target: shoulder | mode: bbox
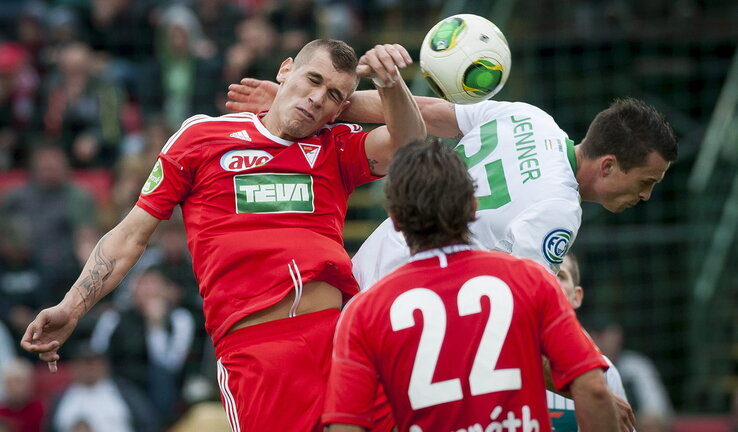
[318,122,365,138]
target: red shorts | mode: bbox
[214,309,340,432]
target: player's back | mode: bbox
[352,100,581,291]
[337,248,580,432]
[455,101,581,267]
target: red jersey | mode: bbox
[136,112,379,343]
[323,247,607,432]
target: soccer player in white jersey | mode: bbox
[548,253,630,431]
[226,81,678,285]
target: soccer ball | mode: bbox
[420,14,511,105]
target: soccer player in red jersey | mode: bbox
[21,40,425,432]
[323,139,619,432]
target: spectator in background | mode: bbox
[268,0,318,53]
[194,0,246,55]
[588,319,674,432]
[90,267,196,425]
[48,341,161,432]
[221,15,281,93]
[0,142,97,344]
[80,0,153,62]
[0,42,40,170]
[0,321,17,402]
[119,115,170,163]
[0,144,98,327]
[38,42,124,167]
[0,216,46,355]
[15,2,47,73]
[0,358,43,432]
[139,5,220,131]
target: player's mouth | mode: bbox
[296,107,315,121]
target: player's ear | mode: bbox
[600,155,617,177]
[572,286,584,309]
[276,57,294,84]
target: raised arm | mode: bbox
[356,44,426,176]
[21,206,161,371]
[226,80,461,140]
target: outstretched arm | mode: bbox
[226,80,461,140]
[21,206,161,371]
[357,44,426,176]
[341,90,461,140]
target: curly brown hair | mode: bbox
[385,139,476,253]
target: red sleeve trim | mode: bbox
[136,199,172,220]
[553,357,609,392]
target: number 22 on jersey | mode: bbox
[390,276,522,410]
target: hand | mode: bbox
[356,44,413,88]
[20,305,80,373]
[612,392,636,432]
[225,78,279,113]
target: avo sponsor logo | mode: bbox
[220,150,273,172]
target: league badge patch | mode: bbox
[542,228,572,265]
[142,159,164,195]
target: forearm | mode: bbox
[571,371,619,432]
[61,208,158,319]
[377,80,426,148]
[343,91,458,138]
[62,231,144,318]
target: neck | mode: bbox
[259,110,285,140]
[573,145,595,202]
[409,242,471,255]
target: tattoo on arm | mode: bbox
[368,158,378,172]
[75,233,116,312]
[448,104,463,140]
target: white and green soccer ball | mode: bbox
[420,14,511,105]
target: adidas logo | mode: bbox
[230,130,252,142]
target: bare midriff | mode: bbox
[228,280,343,332]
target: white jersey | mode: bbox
[353,101,581,290]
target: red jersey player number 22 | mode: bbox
[391,275,522,410]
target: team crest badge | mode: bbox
[141,159,164,195]
[298,143,321,168]
[542,228,572,265]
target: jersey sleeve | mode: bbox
[322,296,380,428]
[503,197,581,273]
[536,265,607,391]
[455,101,505,135]
[333,123,383,193]
[135,116,201,219]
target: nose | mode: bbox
[308,87,327,107]
[639,187,653,201]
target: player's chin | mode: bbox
[604,202,629,213]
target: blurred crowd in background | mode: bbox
[0,0,443,430]
[0,0,736,431]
